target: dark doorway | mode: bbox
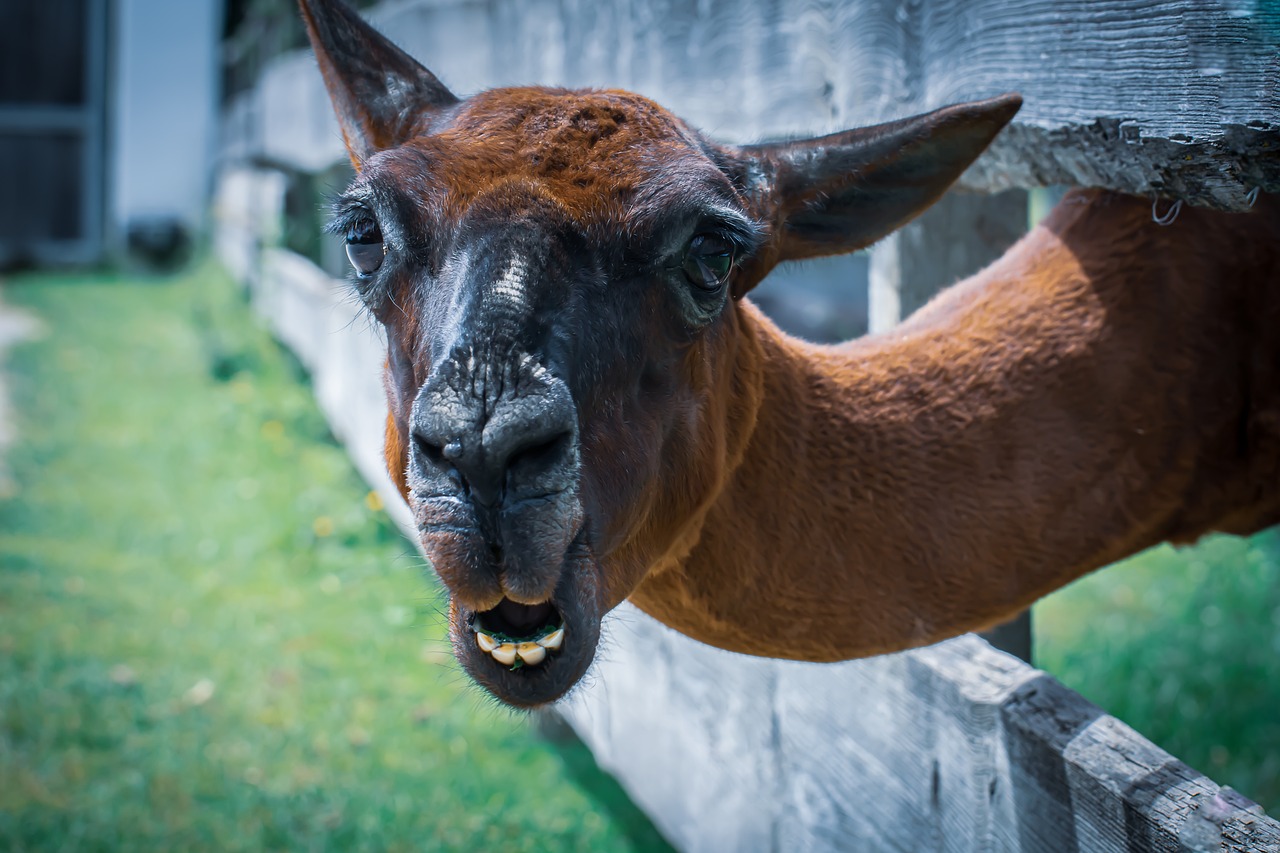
[0,0,108,267]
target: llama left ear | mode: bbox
[299,0,458,167]
[734,94,1021,274]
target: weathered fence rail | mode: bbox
[222,0,1280,207]
[214,169,1280,850]
[215,0,1280,848]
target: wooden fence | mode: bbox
[214,0,1280,849]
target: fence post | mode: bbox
[868,187,1034,662]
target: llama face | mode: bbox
[331,88,766,705]
[303,0,1017,706]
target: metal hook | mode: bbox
[1152,197,1183,226]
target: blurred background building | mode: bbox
[0,0,868,336]
[1,0,218,268]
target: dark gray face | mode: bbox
[407,205,600,706]
[331,145,761,706]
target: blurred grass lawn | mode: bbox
[1035,530,1280,813]
[4,261,1276,847]
[0,263,672,852]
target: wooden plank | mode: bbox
[774,636,1280,852]
[213,162,1280,851]
[1003,673,1280,852]
[773,641,1034,851]
[221,0,1280,846]
[526,0,1279,210]
[558,611,782,853]
[236,0,1279,208]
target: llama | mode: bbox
[300,0,1280,708]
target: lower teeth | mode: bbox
[474,623,565,668]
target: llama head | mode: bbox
[301,0,1020,707]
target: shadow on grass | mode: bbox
[535,711,676,853]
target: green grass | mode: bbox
[1035,530,1280,813]
[0,263,672,852]
[6,259,1275,844]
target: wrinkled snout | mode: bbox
[407,351,583,607]
[412,366,576,508]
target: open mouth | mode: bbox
[447,544,602,709]
[470,598,565,668]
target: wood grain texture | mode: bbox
[231,0,1278,208]
[563,615,1280,852]
[528,0,1280,210]
[213,162,1280,853]
[219,1,1280,847]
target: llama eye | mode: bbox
[681,233,734,291]
[344,217,385,277]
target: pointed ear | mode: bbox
[298,0,458,167]
[736,94,1021,266]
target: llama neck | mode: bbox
[629,190,1280,661]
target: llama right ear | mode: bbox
[735,94,1021,267]
[299,0,458,167]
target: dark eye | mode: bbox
[344,217,385,277]
[681,234,734,291]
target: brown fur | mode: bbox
[301,0,1279,703]
[630,190,1280,659]
[369,133,1280,661]
[359,92,1280,662]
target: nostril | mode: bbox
[414,433,470,495]
[507,430,572,477]
[413,433,447,468]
